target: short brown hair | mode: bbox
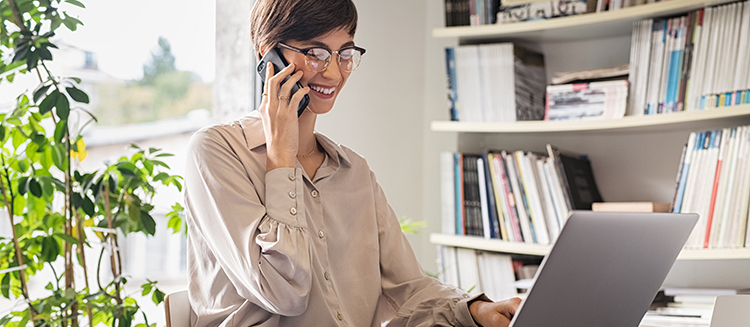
[250,0,358,58]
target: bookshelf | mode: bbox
[430,233,750,260]
[432,0,736,41]
[430,0,750,289]
[432,104,750,133]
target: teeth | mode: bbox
[310,85,335,95]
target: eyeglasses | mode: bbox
[277,42,366,73]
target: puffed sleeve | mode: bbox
[372,171,488,327]
[184,128,312,316]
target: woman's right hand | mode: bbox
[259,62,311,172]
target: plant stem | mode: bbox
[73,209,94,325]
[103,178,123,326]
[6,0,27,32]
[0,156,35,323]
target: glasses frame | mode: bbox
[277,42,366,73]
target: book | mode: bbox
[497,0,594,24]
[592,202,671,213]
[546,145,603,210]
[445,48,459,121]
[545,80,628,121]
[446,43,546,122]
[463,154,484,237]
[441,152,456,235]
[456,247,482,295]
[551,64,629,85]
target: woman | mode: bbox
[184,0,520,326]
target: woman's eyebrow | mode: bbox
[306,40,356,49]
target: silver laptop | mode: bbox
[509,211,698,327]
[710,295,750,327]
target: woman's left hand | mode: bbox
[468,297,522,327]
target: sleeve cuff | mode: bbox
[456,293,492,327]
[265,167,306,228]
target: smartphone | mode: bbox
[257,48,310,116]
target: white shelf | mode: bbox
[430,233,750,260]
[431,233,551,256]
[431,105,750,133]
[432,0,736,42]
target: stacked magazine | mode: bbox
[672,126,750,249]
[628,1,750,116]
[445,43,546,122]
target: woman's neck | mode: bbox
[298,109,318,155]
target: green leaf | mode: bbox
[150,160,170,169]
[55,93,70,120]
[11,128,25,149]
[37,47,52,61]
[33,85,51,103]
[65,86,89,104]
[54,120,67,143]
[28,178,42,197]
[39,89,58,115]
[62,16,83,31]
[17,176,29,195]
[26,51,39,70]
[5,117,21,126]
[155,153,174,157]
[6,72,14,82]
[152,288,165,305]
[71,193,83,209]
[53,233,79,245]
[167,216,182,233]
[51,143,68,171]
[141,283,152,296]
[1,272,9,298]
[41,236,60,262]
[65,0,86,8]
[141,211,156,236]
[82,196,95,216]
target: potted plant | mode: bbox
[0,1,184,326]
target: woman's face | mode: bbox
[279,28,355,115]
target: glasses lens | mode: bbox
[339,48,362,72]
[305,48,330,72]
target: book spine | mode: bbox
[487,153,509,241]
[498,152,524,242]
[455,153,464,235]
[441,152,457,235]
[445,48,459,121]
[477,156,494,239]
[704,128,727,248]
[505,151,534,243]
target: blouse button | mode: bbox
[290,207,297,215]
[311,190,319,198]
[337,312,343,321]
[288,173,296,181]
[289,191,296,198]
[318,230,325,238]
[324,271,330,281]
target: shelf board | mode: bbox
[432,0,736,42]
[430,233,750,260]
[431,104,750,133]
[430,233,551,256]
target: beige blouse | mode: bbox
[184,111,484,327]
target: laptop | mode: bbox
[509,211,698,327]
[709,295,750,327]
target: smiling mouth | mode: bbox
[310,85,335,95]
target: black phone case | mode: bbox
[257,48,310,116]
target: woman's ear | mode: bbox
[258,44,269,59]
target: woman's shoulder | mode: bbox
[190,112,265,150]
